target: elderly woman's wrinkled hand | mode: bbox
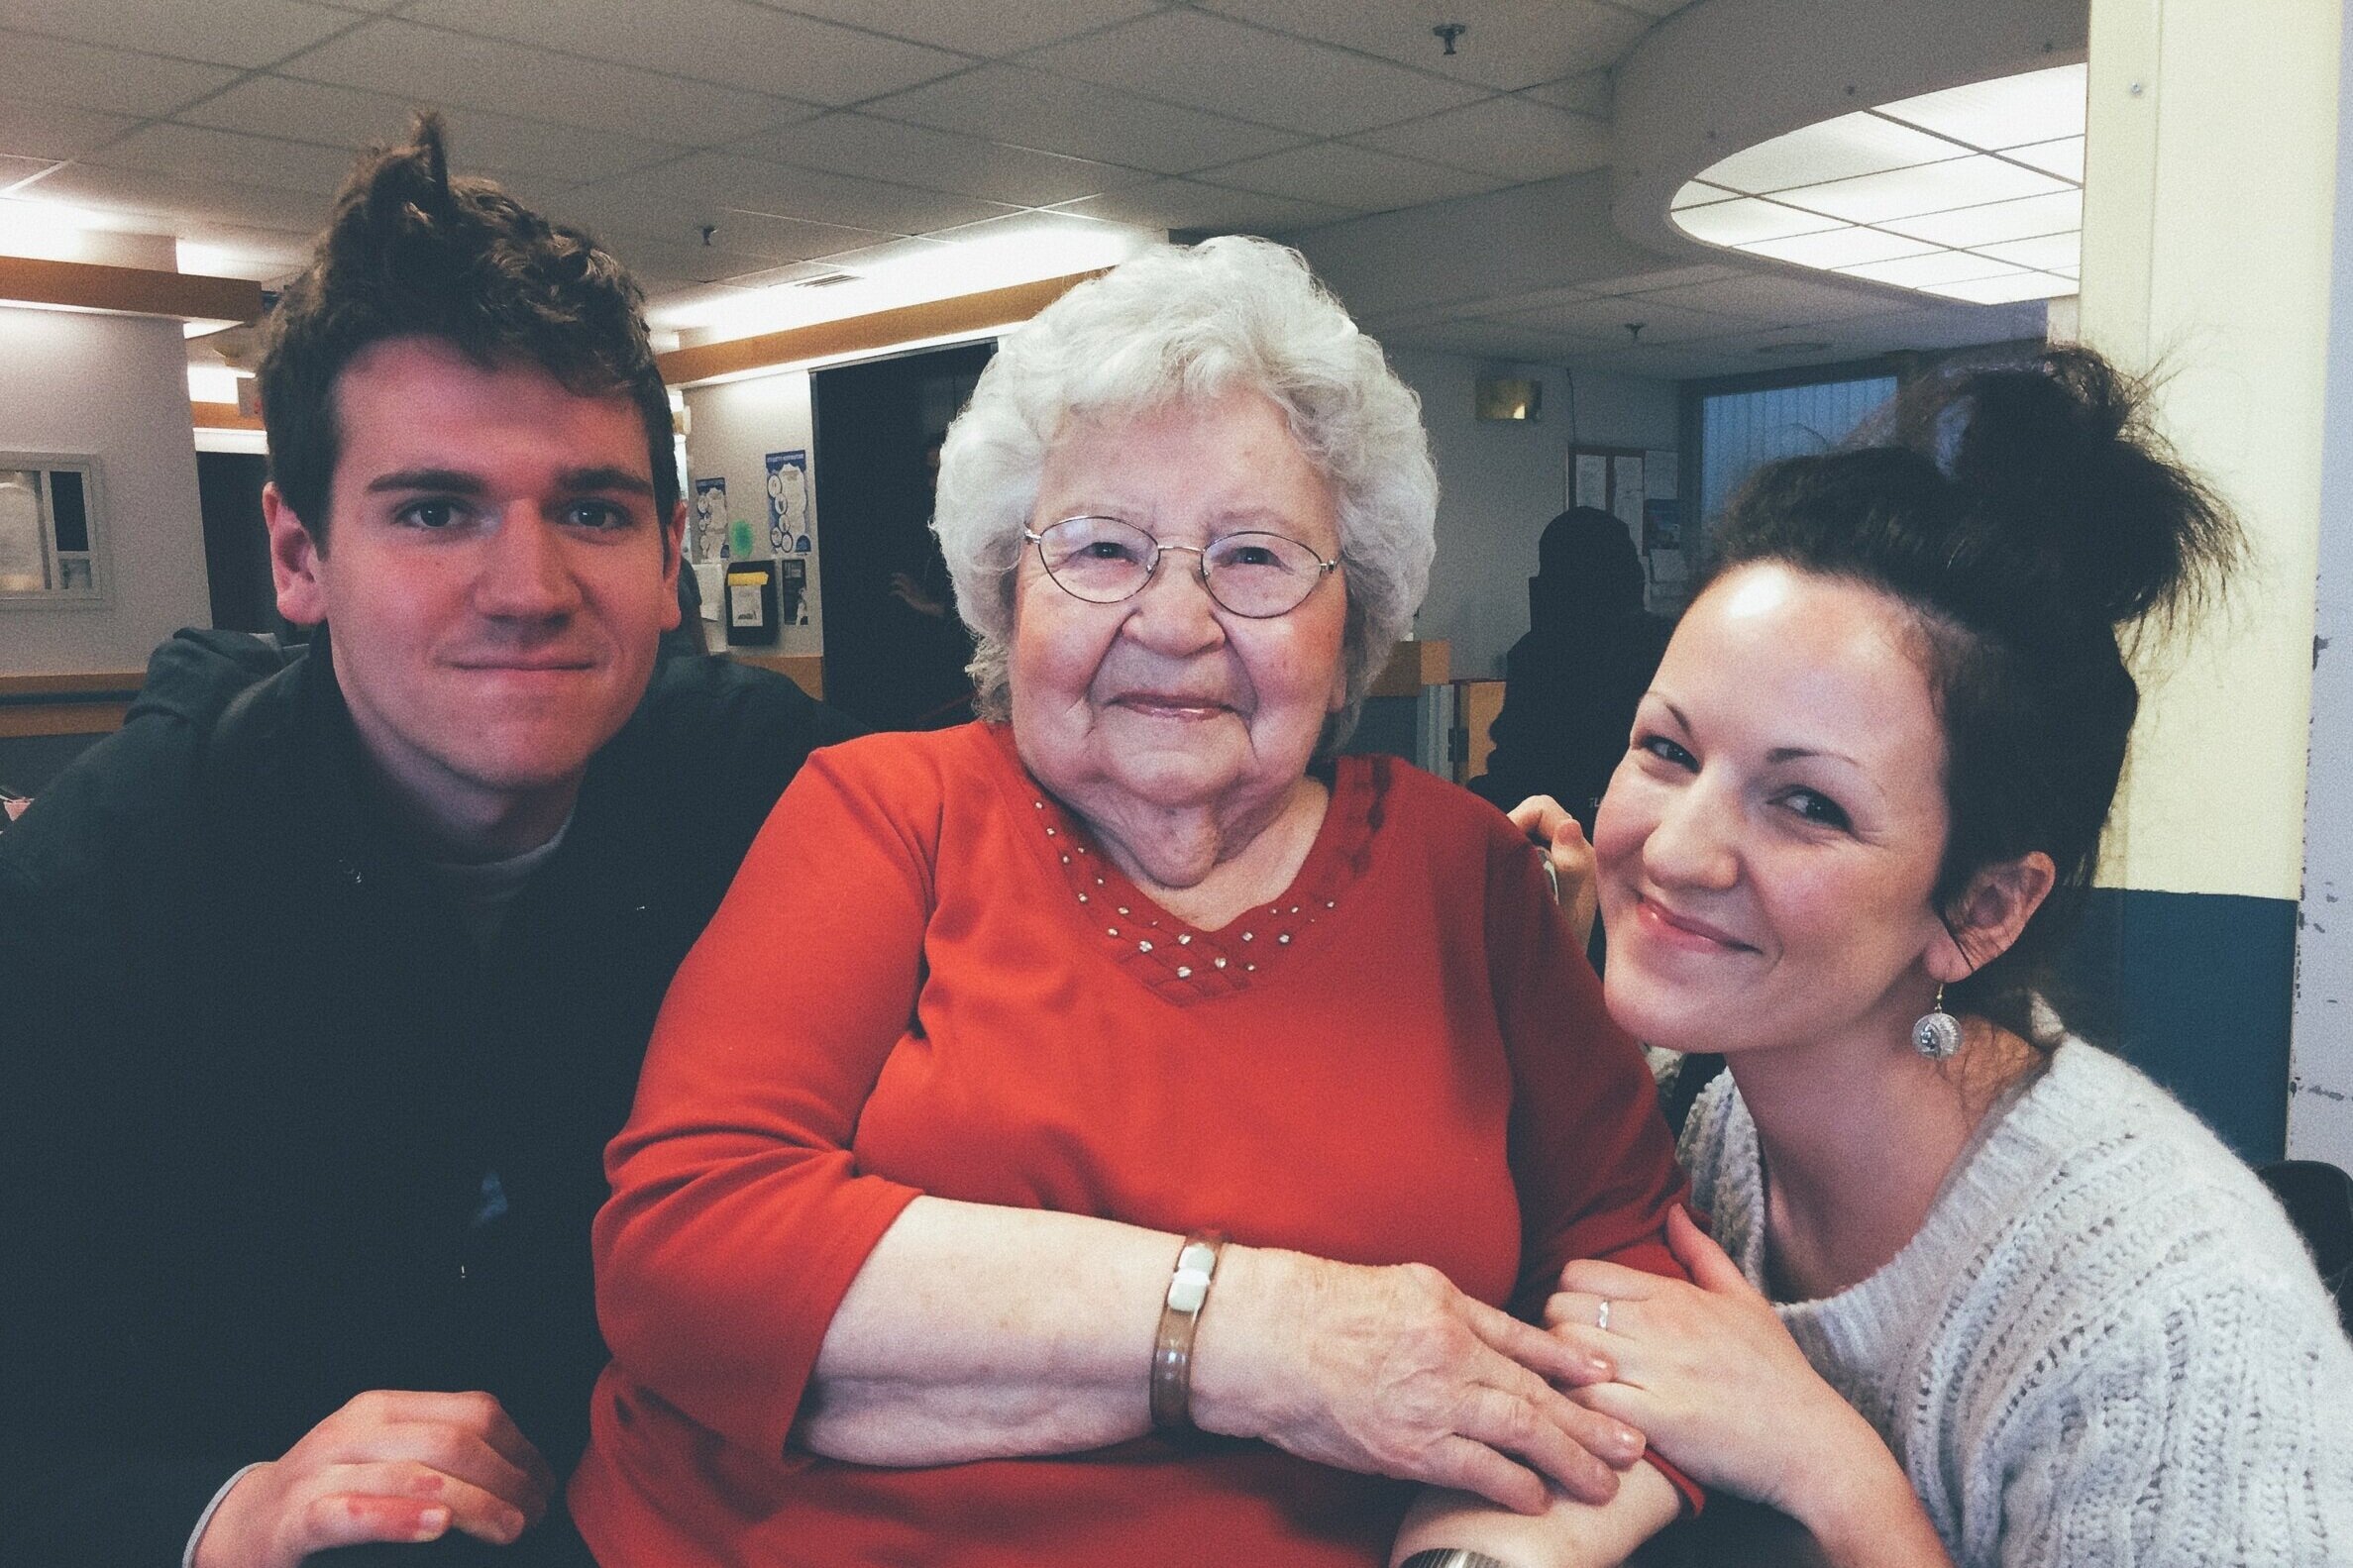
[1507,794,1599,952]
[1543,1207,1885,1518]
[1191,1245,1647,1516]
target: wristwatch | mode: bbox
[1397,1551,1518,1568]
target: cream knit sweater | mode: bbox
[1678,1040,2353,1566]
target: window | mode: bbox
[0,454,108,606]
[1690,370,1898,558]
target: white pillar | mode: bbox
[2077,0,2342,1157]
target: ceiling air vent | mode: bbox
[800,271,858,288]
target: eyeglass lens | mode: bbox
[1033,516,1329,617]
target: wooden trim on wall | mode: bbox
[0,700,130,738]
[0,256,263,323]
[657,271,1105,387]
[724,651,823,700]
[0,672,145,739]
[193,400,265,431]
[0,671,145,698]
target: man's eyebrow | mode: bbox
[366,468,485,495]
[360,466,657,497]
[559,466,656,496]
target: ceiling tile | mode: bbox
[732,112,1146,207]
[277,19,813,145]
[1027,10,1485,136]
[1921,269,2073,305]
[29,162,330,233]
[1697,111,1968,194]
[1351,96,1610,182]
[758,0,1164,57]
[865,63,1301,174]
[1199,1,1650,93]
[400,0,965,106]
[0,31,241,118]
[641,152,1013,232]
[0,154,53,188]
[85,123,360,196]
[0,0,357,67]
[1203,142,1504,212]
[1642,272,1900,324]
[1520,70,1612,117]
[183,78,686,185]
[1384,318,1600,361]
[1575,263,1743,295]
[1494,295,1736,345]
[1052,177,1350,234]
[592,227,824,283]
[0,101,136,161]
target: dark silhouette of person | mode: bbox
[1469,507,1670,834]
[883,437,977,728]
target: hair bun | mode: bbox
[1938,347,2236,631]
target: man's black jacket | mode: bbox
[0,629,856,1566]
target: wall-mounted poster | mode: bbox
[766,450,811,555]
[692,476,729,563]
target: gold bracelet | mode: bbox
[1148,1229,1227,1430]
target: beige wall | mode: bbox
[0,308,208,675]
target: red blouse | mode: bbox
[575,723,1690,1566]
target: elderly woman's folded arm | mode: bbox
[596,746,1643,1516]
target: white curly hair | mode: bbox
[932,235,1438,752]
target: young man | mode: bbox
[0,120,856,1567]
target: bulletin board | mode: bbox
[1565,445,1684,611]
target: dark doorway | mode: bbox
[196,451,288,636]
[811,340,993,731]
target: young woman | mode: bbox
[1399,350,2353,1568]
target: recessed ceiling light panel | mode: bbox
[1668,62,2085,307]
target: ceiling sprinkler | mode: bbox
[1433,23,1467,56]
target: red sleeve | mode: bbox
[591,740,930,1462]
[1485,822,1704,1515]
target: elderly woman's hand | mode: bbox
[1191,1245,1647,1515]
[1508,795,1599,951]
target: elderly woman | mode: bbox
[1405,351,2353,1568]
[569,238,1694,1565]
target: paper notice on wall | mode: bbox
[1572,453,1608,511]
[1609,455,1646,540]
[692,476,728,562]
[1644,449,1677,501]
[766,450,811,554]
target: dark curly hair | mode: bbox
[257,112,675,546]
[1708,348,2239,1043]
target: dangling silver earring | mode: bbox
[1912,984,1963,1059]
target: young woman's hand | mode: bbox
[1542,1208,1888,1518]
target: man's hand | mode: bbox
[192,1391,555,1568]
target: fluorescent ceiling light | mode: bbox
[1880,189,2082,247]
[1876,64,2088,150]
[1670,181,1737,211]
[1670,195,1843,247]
[1838,252,2024,288]
[0,198,104,263]
[1771,156,2067,224]
[1670,63,2085,307]
[2002,137,2085,181]
[658,215,1155,344]
[1742,227,1937,269]
[1977,233,2080,270]
[1920,270,2076,305]
[1697,111,1969,194]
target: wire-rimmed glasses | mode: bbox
[1022,515,1340,619]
